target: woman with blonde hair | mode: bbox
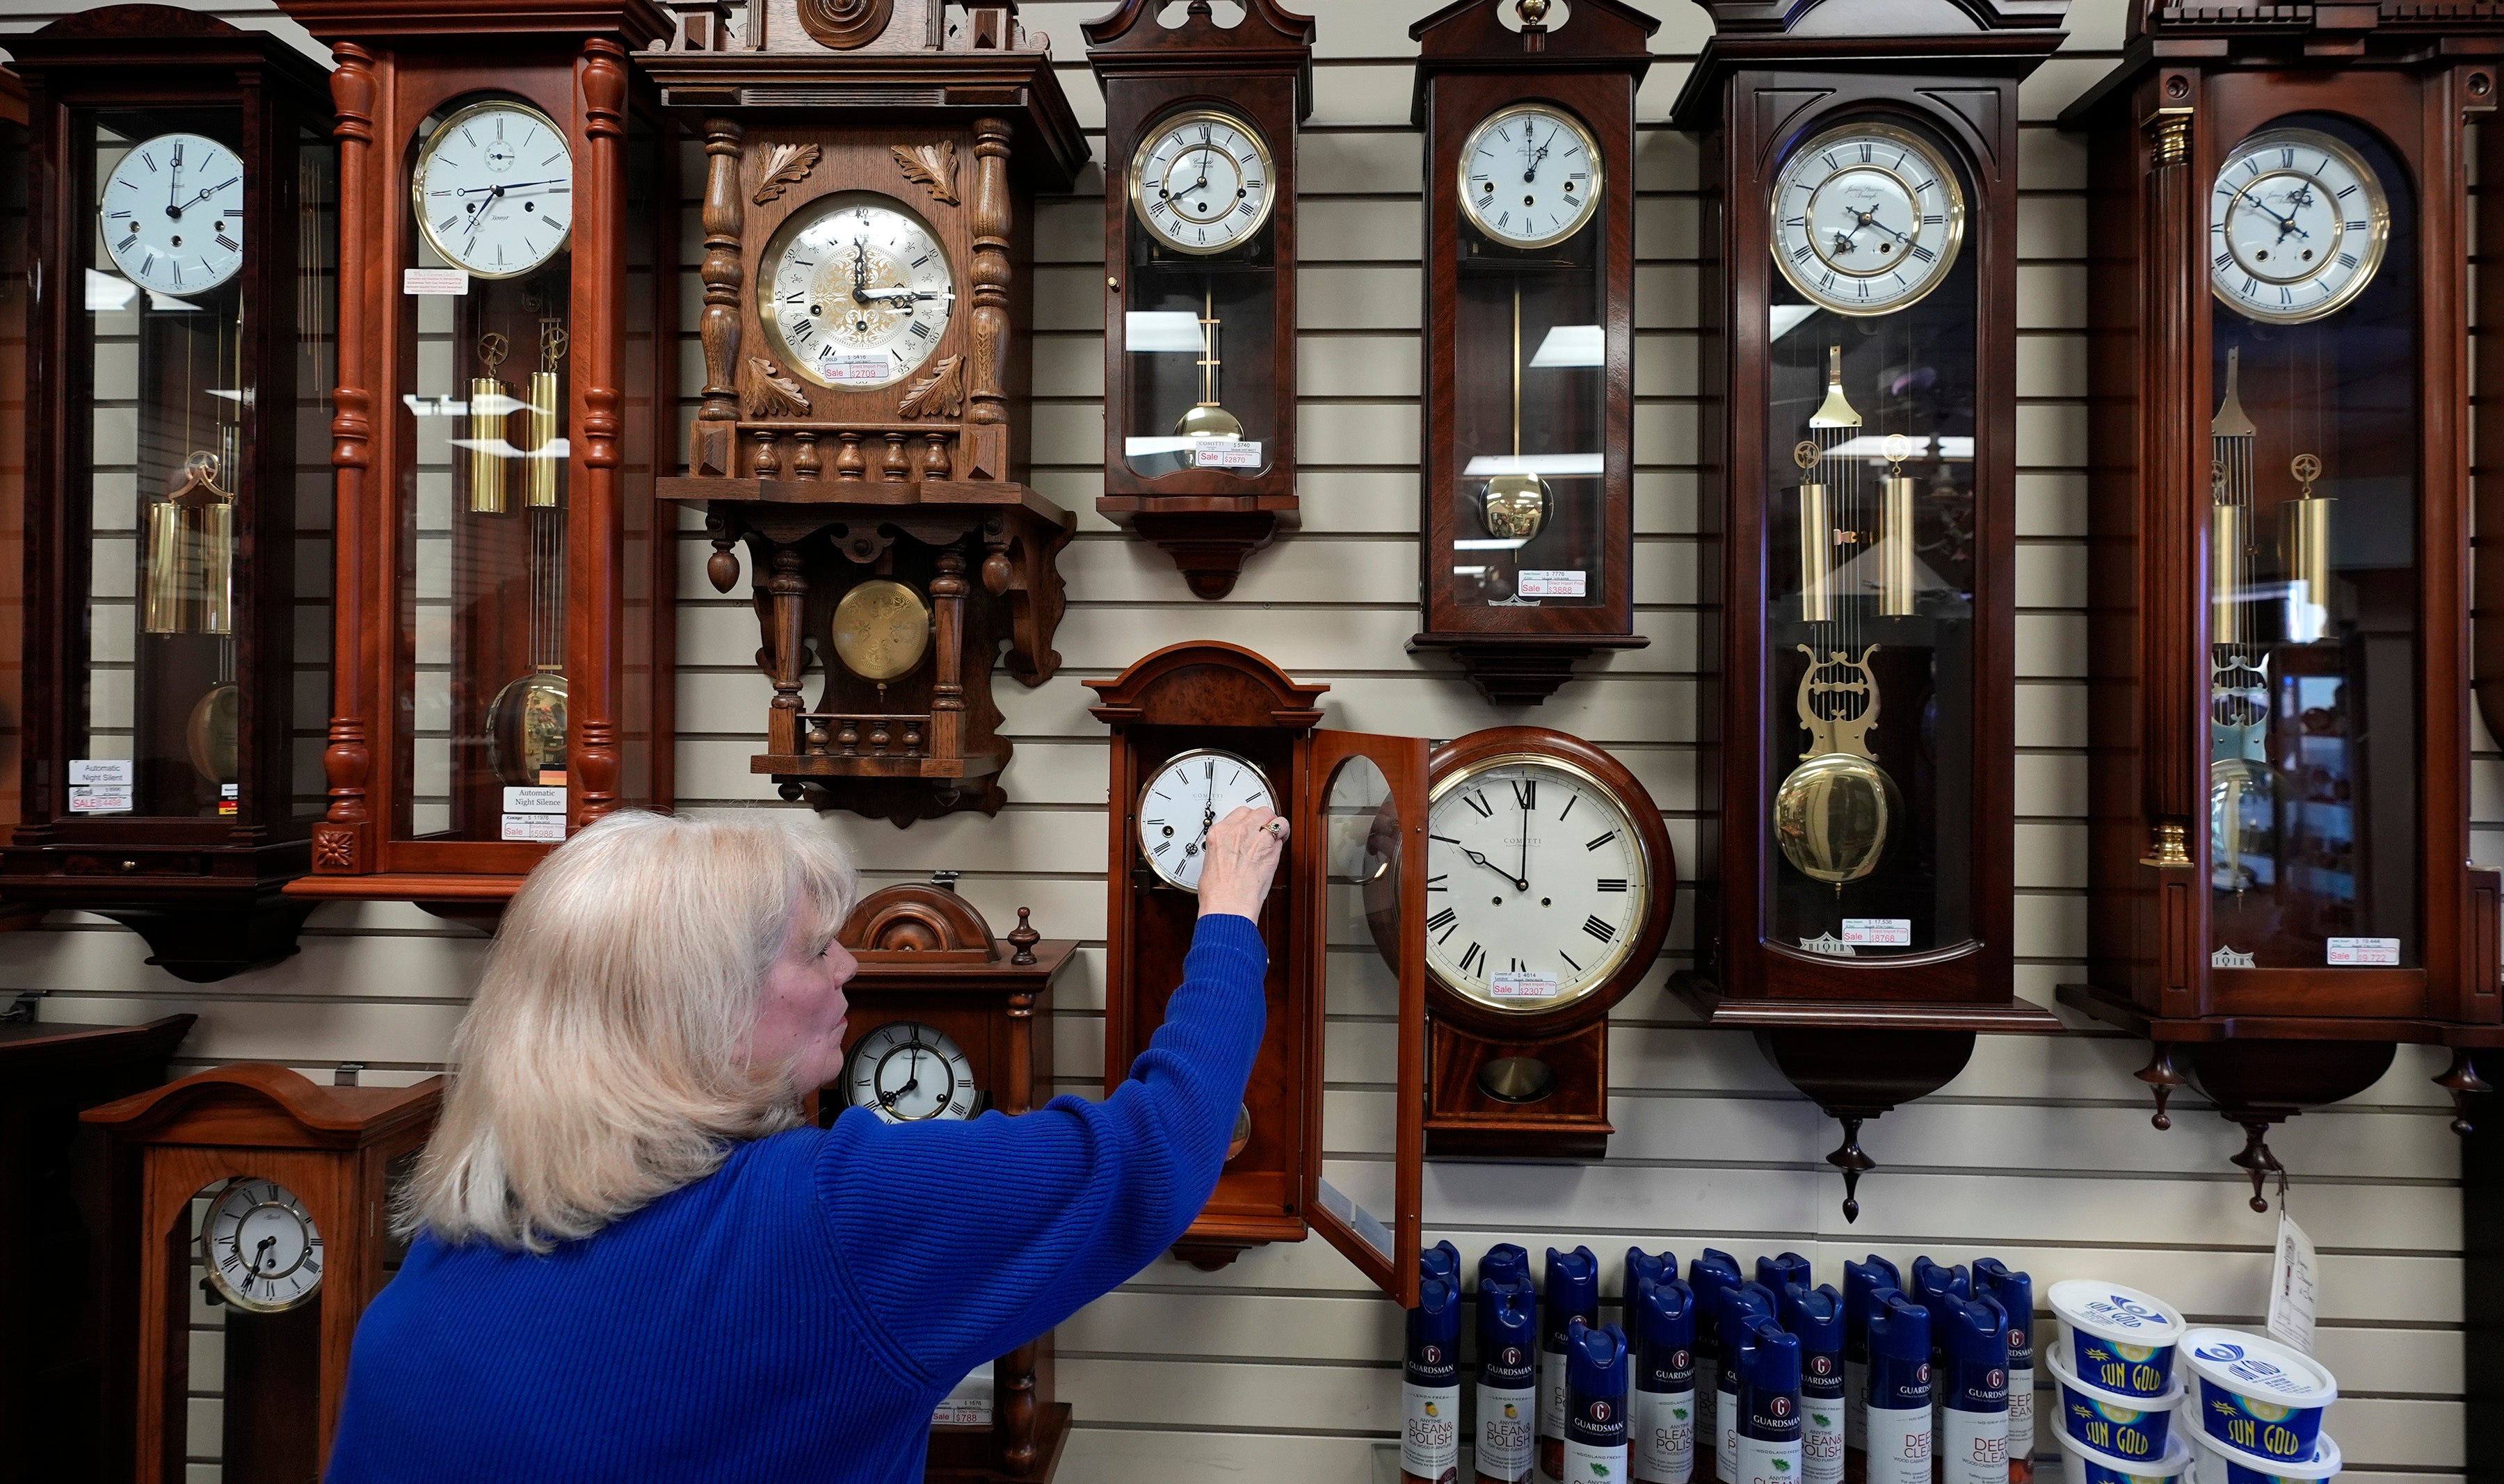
[325,803,1285,1483]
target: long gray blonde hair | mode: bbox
[406,809,858,1251]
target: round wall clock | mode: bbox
[99,130,245,294]
[759,191,957,391]
[1136,747,1278,892]
[2208,127,2389,325]
[412,99,575,280]
[202,1176,323,1313]
[846,1020,980,1122]
[1130,107,1276,255]
[1769,121,1967,315]
[831,577,933,681]
[1459,102,1603,250]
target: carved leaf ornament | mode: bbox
[893,141,961,205]
[753,142,821,206]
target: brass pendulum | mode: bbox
[1173,288,1242,442]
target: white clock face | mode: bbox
[1137,748,1278,893]
[1460,103,1603,250]
[1131,109,1276,255]
[201,1177,323,1314]
[760,193,958,391]
[1424,757,1652,1012]
[2210,127,2390,325]
[99,132,245,296]
[846,1021,979,1123]
[412,100,575,280]
[1770,122,1968,316]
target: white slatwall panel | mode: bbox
[0,3,2477,1481]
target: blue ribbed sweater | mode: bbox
[323,913,1268,1484]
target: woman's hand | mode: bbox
[1198,805,1287,921]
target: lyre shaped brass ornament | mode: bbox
[1773,645,1899,887]
[143,450,237,637]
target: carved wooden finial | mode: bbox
[1009,907,1039,965]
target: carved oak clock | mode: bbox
[1672,0,2066,1220]
[1408,0,1655,706]
[1086,0,1315,599]
[643,1,1086,825]
[2068,0,2504,1207]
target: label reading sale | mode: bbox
[1566,1437,1629,1483]
[501,812,565,842]
[503,785,566,816]
[1518,570,1588,599]
[1402,1381,1461,1480]
[401,268,470,296]
[1862,1404,1932,1484]
[1191,438,1262,469]
[2327,936,2401,966]
[1479,1382,1538,1484]
[1634,1387,1696,1484]
[2266,1211,2320,1356]
[827,353,889,384]
[1491,970,1562,1001]
[1842,919,1913,947]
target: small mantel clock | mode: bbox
[2,7,337,978]
[643,1,1087,825]
[806,876,1076,1483]
[1672,0,2067,1220]
[1408,0,1653,707]
[1086,0,1314,599]
[83,1063,441,1484]
[1089,641,1427,1305]
[271,0,680,919]
[2067,0,2504,1207]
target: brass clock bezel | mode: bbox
[1128,106,1278,256]
[1769,120,1969,317]
[1134,746,1279,893]
[1458,102,1605,252]
[199,1177,326,1314]
[1421,749,1655,1015]
[410,98,574,281]
[2208,126,2391,327]
[755,188,956,392]
[844,1019,980,1123]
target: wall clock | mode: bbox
[1408,0,1655,706]
[82,1063,440,1484]
[409,98,575,279]
[1672,0,2066,1220]
[1088,641,1427,1305]
[2069,0,2504,1206]
[1086,0,1313,599]
[2,6,337,977]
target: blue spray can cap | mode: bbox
[1479,1274,1539,1390]
[1717,1284,1776,1393]
[1780,1282,1845,1402]
[1910,1257,1970,1305]
[1844,1256,1905,1358]
[1757,1252,1815,1293]
[1939,1296,2010,1415]
[1865,1293,1932,1410]
[1627,1246,1678,1305]
[1545,1246,1600,1350]
[1737,1316,1805,1442]
[1480,1243,1532,1291]
[1422,1241,1461,1289]
[1635,1276,1699,1394]
[1408,1275,1462,1387]
[1566,1319,1632,1452]
[1690,1248,1743,1345]
[1971,1260,2032,1366]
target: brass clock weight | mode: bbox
[143,312,244,794]
[483,314,571,788]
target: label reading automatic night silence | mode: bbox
[2327,937,2401,966]
[501,813,565,843]
[1843,919,1913,947]
[1518,570,1587,599]
[826,354,888,384]
[401,268,470,296]
[1191,438,1261,469]
[1491,970,1560,1001]
[68,759,133,814]
[503,786,565,816]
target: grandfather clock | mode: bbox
[273,0,680,917]
[2067,0,2504,1206]
[1673,0,2067,1220]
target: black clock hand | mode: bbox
[1458,844,1528,894]
[850,238,872,304]
[463,184,506,252]
[2234,186,2309,241]
[1518,791,1532,891]
[167,139,182,217]
[452,179,567,197]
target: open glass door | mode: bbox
[1306,729,1427,1307]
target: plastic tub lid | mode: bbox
[2056,1423,2198,1481]
[2178,1330,2338,1410]
[2048,1281,2189,1349]
[2046,1346,2188,1412]
[2189,1426,2343,1481]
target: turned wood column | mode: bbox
[962,116,1013,480]
[693,117,744,476]
[315,42,379,873]
[570,37,628,829]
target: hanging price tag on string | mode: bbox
[2265,1205,2318,1357]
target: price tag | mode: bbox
[219,783,239,817]
[1191,438,1262,469]
[2327,937,2400,966]
[402,268,470,296]
[502,785,566,816]
[1490,970,1559,1001]
[501,813,565,843]
[1517,570,1587,599]
[931,1366,993,1426]
[1843,918,1913,947]
[2265,1211,2318,1356]
[68,759,134,814]
[826,354,888,384]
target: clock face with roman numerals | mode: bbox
[1136,748,1280,893]
[1130,108,1276,255]
[759,192,957,391]
[1423,754,1653,1015]
[1769,122,1967,316]
[2209,127,2389,326]
[100,132,245,295]
[200,1177,323,1314]
[1459,103,1603,250]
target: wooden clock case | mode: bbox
[3,8,336,977]
[1671,0,2066,1219]
[1086,0,1314,599]
[644,2,1085,826]
[2065,0,2504,1205]
[1408,0,1655,706]
[275,0,681,921]
[82,1064,441,1484]
[804,878,1076,1484]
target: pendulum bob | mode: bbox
[1772,644,1899,886]
[2281,490,2334,644]
[185,683,241,787]
[1877,472,1916,618]
[467,375,513,514]
[832,578,934,687]
[524,369,562,508]
[1481,470,1550,544]
[487,667,568,787]
[1226,1103,1252,1162]
[2210,501,2245,646]
[1175,398,1244,442]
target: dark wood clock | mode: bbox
[1086,0,1314,599]
[803,876,1076,1483]
[1,6,337,976]
[1087,640,1427,1306]
[2066,0,2504,1207]
[1408,0,1654,707]
[82,1064,441,1484]
[643,0,1086,825]
[1671,0,2066,1220]
[271,0,681,919]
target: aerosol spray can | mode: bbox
[1632,1277,1698,1484]
[1542,1248,1601,1484]
[1629,1248,1679,1312]
[1779,1284,1846,1484]
[1934,1298,2009,1484]
[1565,1318,1632,1484]
[1484,1244,1532,1292]
[1479,1273,1540,1484]
[1863,1294,1934,1484]
[1843,1257,1904,1483]
[1971,1263,2033,1484]
[1425,1240,1463,1289]
[1689,1252,1744,1484]
[1734,1317,1804,1484]
[1756,1253,1813,1296]
[1406,1275,1465,1484]
[1716,1285,1779,1484]
[1909,1259,1971,1466]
